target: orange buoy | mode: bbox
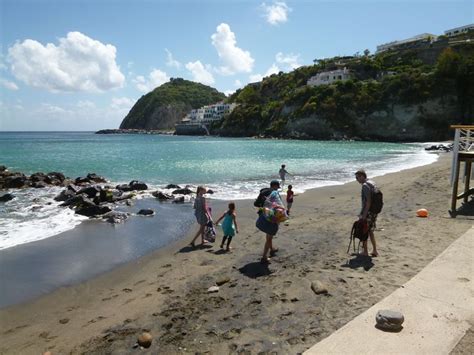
[416,208,428,217]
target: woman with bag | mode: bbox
[256,180,287,264]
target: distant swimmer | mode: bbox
[279,164,293,188]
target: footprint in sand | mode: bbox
[122,288,133,293]
[4,324,29,334]
[134,280,146,286]
[102,294,119,301]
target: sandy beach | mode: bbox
[0,154,472,354]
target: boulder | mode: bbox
[54,189,76,202]
[165,184,181,189]
[0,193,14,202]
[4,175,27,188]
[375,310,404,331]
[172,196,185,203]
[137,209,154,216]
[86,173,107,183]
[77,186,101,198]
[206,189,214,194]
[0,166,7,172]
[152,191,173,200]
[116,184,133,192]
[129,180,148,191]
[30,172,47,182]
[75,205,112,217]
[31,181,47,188]
[172,188,193,195]
[75,176,91,185]
[45,172,66,185]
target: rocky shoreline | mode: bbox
[0,166,201,224]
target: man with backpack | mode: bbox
[355,169,381,257]
[255,180,285,264]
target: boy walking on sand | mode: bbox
[215,202,239,251]
[355,169,379,257]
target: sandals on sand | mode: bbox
[270,248,279,257]
[260,257,271,264]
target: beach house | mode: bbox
[307,67,352,87]
[175,102,237,135]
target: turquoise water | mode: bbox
[0,132,437,250]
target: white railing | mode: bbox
[450,125,474,185]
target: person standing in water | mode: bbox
[279,164,293,188]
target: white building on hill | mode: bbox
[181,102,237,124]
[444,24,474,37]
[307,68,352,87]
[376,33,437,53]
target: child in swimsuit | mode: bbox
[215,202,239,251]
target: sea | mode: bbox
[0,131,438,251]
[0,131,441,307]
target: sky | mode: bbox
[0,0,472,131]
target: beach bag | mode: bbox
[367,182,383,214]
[352,220,369,242]
[254,188,272,207]
[256,213,279,236]
[204,220,216,243]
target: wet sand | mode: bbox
[0,154,472,354]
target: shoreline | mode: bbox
[1,154,472,354]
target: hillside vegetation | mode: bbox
[120,78,226,130]
[219,32,474,141]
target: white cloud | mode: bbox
[0,78,19,90]
[276,52,301,70]
[224,90,235,97]
[0,98,137,131]
[185,61,215,85]
[76,100,96,109]
[211,23,254,75]
[261,1,291,25]
[133,68,169,93]
[165,49,181,69]
[110,97,135,110]
[7,31,125,93]
[234,79,242,87]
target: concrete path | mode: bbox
[305,227,474,355]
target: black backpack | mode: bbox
[367,182,383,214]
[254,188,272,207]
[347,220,369,254]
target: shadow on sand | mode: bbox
[450,198,474,218]
[342,254,374,271]
[178,244,213,253]
[239,261,272,278]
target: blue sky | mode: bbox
[0,0,472,131]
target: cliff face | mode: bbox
[119,78,226,130]
[282,98,460,141]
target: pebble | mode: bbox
[311,280,328,295]
[137,332,153,348]
[207,286,220,293]
[375,310,404,331]
[216,276,230,286]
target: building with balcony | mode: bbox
[307,68,352,87]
